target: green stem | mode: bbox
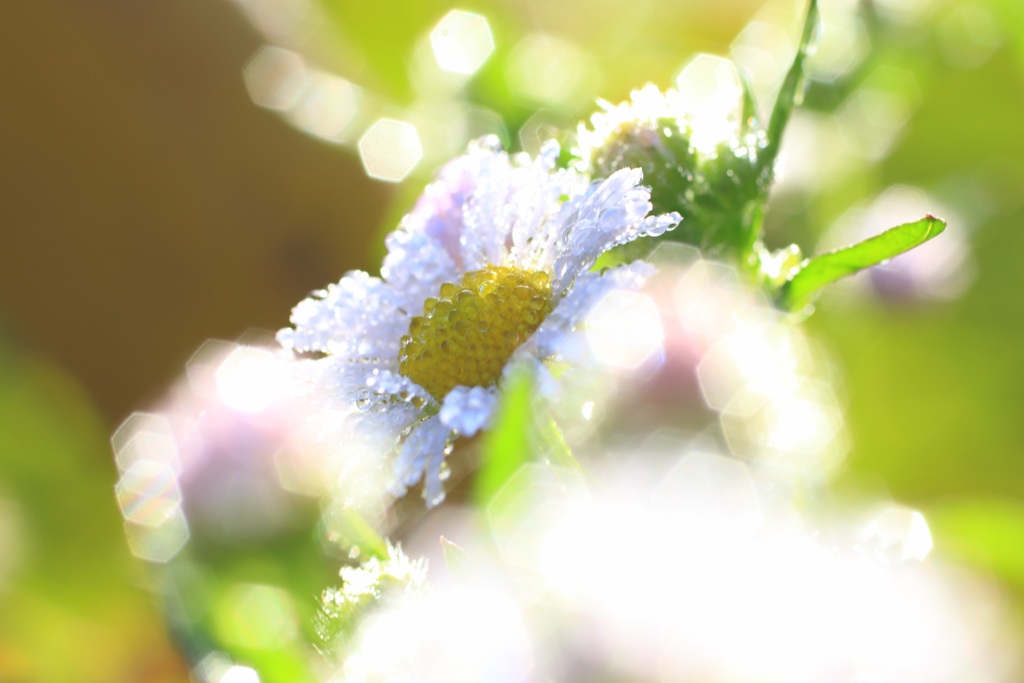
[759,0,820,184]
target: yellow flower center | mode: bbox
[399,266,554,401]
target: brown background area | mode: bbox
[0,0,389,423]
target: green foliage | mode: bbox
[0,339,183,681]
[474,369,535,506]
[588,115,767,259]
[778,215,947,310]
[581,0,824,266]
[759,0,820,186]
[474,369,581,510]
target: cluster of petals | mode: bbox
[278,136,679,506]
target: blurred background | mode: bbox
[1,0,1023,679]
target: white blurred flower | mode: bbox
[330,454,1019,683]
[111,341,323,560]
[278,136,679,507]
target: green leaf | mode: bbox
[474,367,583,508]
[738,69,761,136]
[759,0,820,181]
[474,369,534,506]
[779,214,947,310]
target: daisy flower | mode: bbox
[278,136,679,507]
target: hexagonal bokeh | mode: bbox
[673,54,744,154]
[585,290,664,371]
[719,380,847,478]
[192,651,234,683]
[773,111,850,191]
[509,34,595,106]
[358,118,423,182]
[675,53,744,108]
[430,10,494,75]
[243,45,307,111]
[653,450,762,536]
[935,4,1001,69]
[860,504,934,563]
[486,464,586,565]
[808,4,869,82]
[123,509,189,563]
[647,241,702,267]
[111,412,180,473]
[186,339,236,400]
[517,111,568,156]
[115,459,182,527]
[220,666,261,683]
[730,21,792,117]
[287,71,360,143]
[696,339,750,412]
[214,345,286,414]
[696,315,808,412]
[838,83,913,161]
[672,258,751,350]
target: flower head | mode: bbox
[575,79,767,256]
[278,136,679,506]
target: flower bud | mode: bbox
[577,69,769,258]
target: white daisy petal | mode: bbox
[278,271,408,359]
[381,228,460,313]
[388,414,453,506]
[402,138,506,271]
[509,175,590,272]
[551,170,680,291]
[457,143,516,271]
[440,386,499,437]
[364,369,433,406]
[344,404,421,457]
[300,356,391,403]
[329,369,435,420]
[506,148,584,267]
[534,261,657,360]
